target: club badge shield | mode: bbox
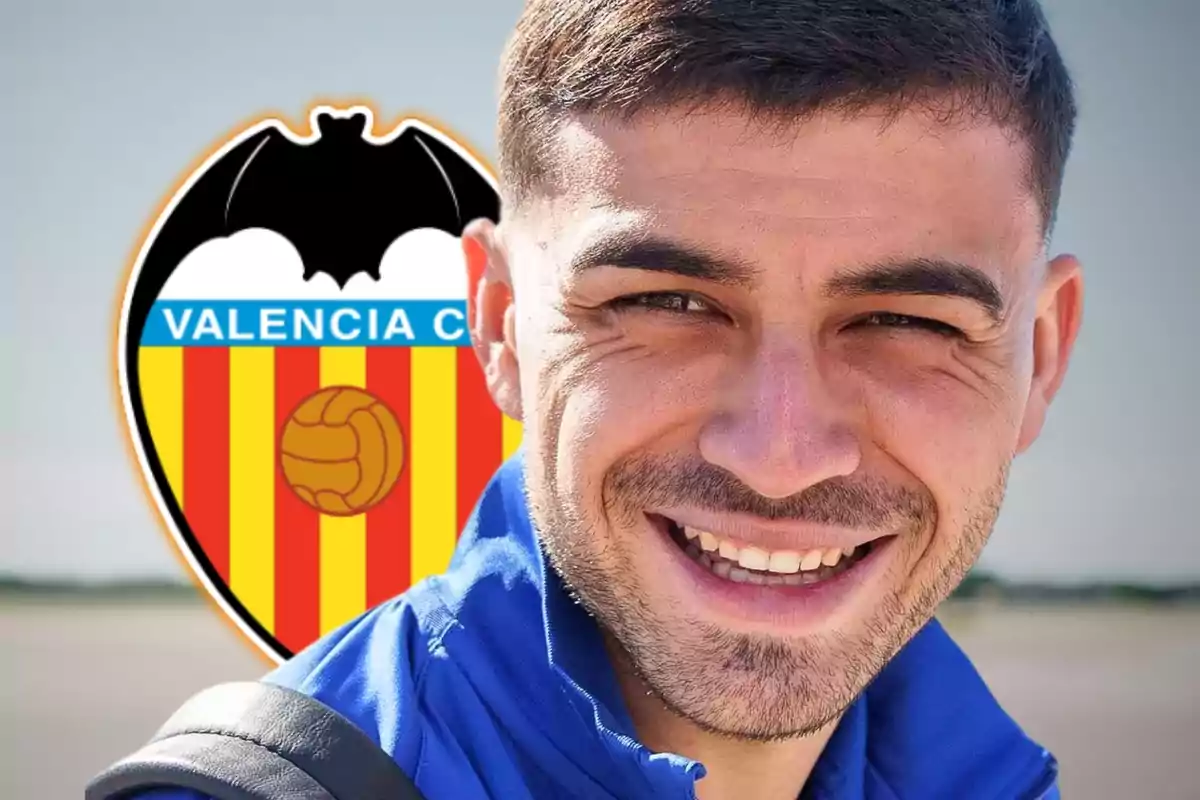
[116,103,521,663]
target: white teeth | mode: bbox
[799,549,825,572]
[767,550,801,574]
[738,547,770,571]
[673,521,861,581]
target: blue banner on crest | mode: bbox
[140,300,469,347]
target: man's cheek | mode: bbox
[864,376,990,469]
[552,363,682,499]
[869,382,1008,540]
[867,363,1011,443]
[558,371,648,464]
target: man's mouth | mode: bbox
[656,515,885,588]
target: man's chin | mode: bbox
[613,622,890,742]
[590,548,924,740]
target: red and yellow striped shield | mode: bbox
[116,103,521,663]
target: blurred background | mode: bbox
[2,0,1198,798]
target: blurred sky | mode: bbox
[2,0,1198,583]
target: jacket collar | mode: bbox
[477,451,1058,798]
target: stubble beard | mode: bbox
[527,452,1009,742]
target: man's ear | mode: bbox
[462,217,522,422]
[1016,253,1084,453]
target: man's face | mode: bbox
[471,103,1081,739]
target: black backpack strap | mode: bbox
[85,681,427,800]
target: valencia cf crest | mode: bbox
[116,103,522,664]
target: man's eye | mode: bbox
[851,312,964,338]
[607,292,718,315]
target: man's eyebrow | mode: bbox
[825,258,1006,322]
[567,233,758,286]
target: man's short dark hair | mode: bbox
[497,0,1076,234]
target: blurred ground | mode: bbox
[3,597,1198,800]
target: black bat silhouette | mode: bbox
[123,108,500,355]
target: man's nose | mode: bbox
[698,339,862,499]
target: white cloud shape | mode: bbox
[157,228,468,301]
[348,229,467,300]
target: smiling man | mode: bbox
[92,1,1083,799]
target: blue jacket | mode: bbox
[130,452,1059,799]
